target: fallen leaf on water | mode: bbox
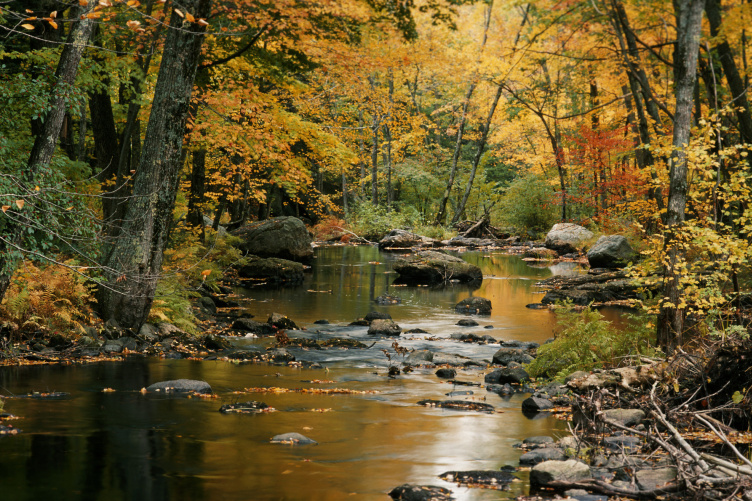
[102,388,116,393]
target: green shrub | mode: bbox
[526,304,660,381]
[496,172,558,232]
[348,203,423,241]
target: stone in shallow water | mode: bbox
[439,470,517,486]
[417,399,495,413]
[218,401,271,414]
[388,484,453,501]
[269,432,317,445]
[146,379,212,394]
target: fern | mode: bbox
[526,303,660,381]
[0,260,94,336]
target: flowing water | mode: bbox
[0,246,593,501]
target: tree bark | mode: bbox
[187,149,207,241]
[656,0,705,352]
[0,2,95,303]
[97,0,211,329]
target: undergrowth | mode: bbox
[156,227,247,333]
[0,260,95,337]
[526,303,661,381]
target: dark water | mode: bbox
[0,246,586,501]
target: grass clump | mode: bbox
[526,303,660,381]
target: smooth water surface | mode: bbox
[0,247,582,501]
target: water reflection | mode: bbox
[0,247,587,501]
[239,246,565,344]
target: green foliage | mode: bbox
[348,202,423,240]
[496,172,558,232]
[526,304,660,380]
[149,276,199,335]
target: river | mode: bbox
[0,246,587,501]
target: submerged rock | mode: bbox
[219,401,272,414]
[367,318,402,336]
[270,432,317,445]
[521,396,554,413]
[375,294,402,305]
[146,379,212,394]
[388,484,453,501]
[417,399,495,413]
[438,470,516,486]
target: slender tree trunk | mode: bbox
[97,0,211,329]
[358,109,367,198]
[0,2,95,303]
[434,82,475,225]
[451,84,503,224]
[705,0,752,144]
[371,113,379,205]
[656,0,705,353]
[187,149,207,241]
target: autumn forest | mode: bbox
[1,0,752,352]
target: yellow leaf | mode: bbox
[197,18,209,27]
[126,0,140,6]
[1,206,9,213]
[173,8,184,17]
[24,16,37,21]
[48,20,58,29]
[50,10,57,18]
[34,186,40,191]
[15,200,25,210]
[185,12,195,23]
[79,0,88,5]
[201,269,212,276]
[126,20,140,30]
[21,23,35,30]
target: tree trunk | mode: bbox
[705,0,752,144]
[434,82,475,225]
[187,149,207,241]
[0,2,95,303]
[656,0,705,353]
[451,84,503,225]
[97,0,211,329]
[371,113,379,205]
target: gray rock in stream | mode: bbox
[146,379,212,394]
[587,235,636,269]
[389,484,453,501]
[492,347,534,366]
[530,460,592,488]
[520,447,568,465]
[367,318,401,336]
[270,432,317,445]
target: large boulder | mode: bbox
[235,255,305,283]
[231,217,313,262]
[393,251,482,285]
[545,223,594,254]
[587,235,636,268]
[379,229,435,249]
